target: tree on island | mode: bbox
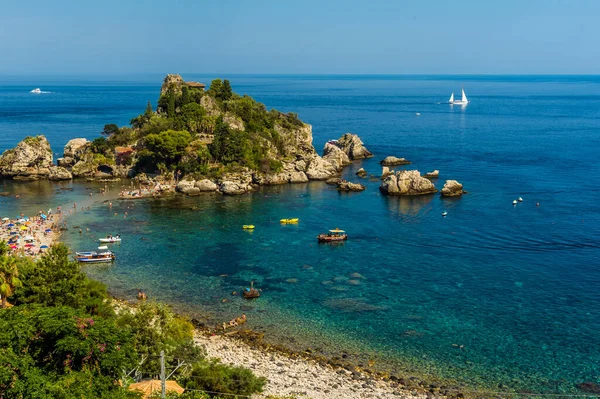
[101,123,120,137]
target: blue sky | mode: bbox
[1,0,598,74]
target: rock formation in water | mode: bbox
[335,133,373,160]
[337,181,366,192]
[0,136,54,180]
[440,180,465,197]
[424,170,439,178]
[356,167,367,177]
[379,170,437,196]
[380,156,411,166]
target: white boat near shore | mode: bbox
[30,88,42,94]
[99,234,121,243]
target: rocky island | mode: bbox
[0,74,371,196]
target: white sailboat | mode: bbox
[449,88,469,105]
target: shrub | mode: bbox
[182,359,266,397]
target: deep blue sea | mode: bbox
[1,75,600,394]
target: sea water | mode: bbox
[1,75,599,394]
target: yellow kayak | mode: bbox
[280,218,299,224]
[243,225,255,230]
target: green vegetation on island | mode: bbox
[0,242,266,398]
[88,75,305,179]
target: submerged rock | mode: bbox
[0,136,53,179]
[380,156,411,166]
[325,177,342,185]
[441,180,465,197]
[356,167,367,177]
[379,170,437,196]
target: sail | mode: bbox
[461,89,468,103]
[449,93,454,103]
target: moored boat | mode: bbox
[242,225,255,230]
[280,218,299,224]
[76,246,116,263]
[99,234,121,243]
[317,228,348,242]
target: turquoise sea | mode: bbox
[1,75,599,395]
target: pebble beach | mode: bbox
[195,332,425,399]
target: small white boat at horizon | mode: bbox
[518,197,523,202]
[30,88,42,94]
[449,88,469,105]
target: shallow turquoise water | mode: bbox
[1,75,600,393]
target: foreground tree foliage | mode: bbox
[0,244,266,398]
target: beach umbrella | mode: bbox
[40,245,49,249]
[45,229,52,233]
[24,236,34,241]
[2,217,9,221]
[7,223,14,227]
[40,214,47,219]
[128,380,184,398]
[20,226,28,231]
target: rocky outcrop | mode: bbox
[219,172,254,195]
[356,168,367,177]
[325,177,342,185]
[223,112,245,131]
[336,133,372,160]
[176,180,201,196]
[48,166,73,181]
[379,170,437,196]
[424,170,439,178]
[337,181,366,192]
[195,179,218,192]
[0,136,53,180]
[322,142,351,169]
[380,156,411,166]
[64,138,89,159]
[381,166,393,179]
[441,180,465,197]
[305,155,339,180]
[160,74,186,96]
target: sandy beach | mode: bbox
[195,332,426,399]
[0,209,61,258]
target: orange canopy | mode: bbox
[128,380,184,398]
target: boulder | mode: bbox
[219,172,254,195]
[195,179,218,192]
[48,166,73,181]
[379,170,437,196]
[63,138,89,159]
[336,133,373,160]
[441,180,465,197]
[71,160,97,177]
[305,155,339,180]
[323,142,351,169]
[326,177,342,185]
[337,181,366,192]
[176,180,201,196]
[257,172,289,185]
[223,112,245,131]
[380,156,411,166]
[57,157,75,167]
[288,171,309,183]
[381,166,393,179]
[0,136,53,179]
[424,170,440,178]
[356,168,367,177]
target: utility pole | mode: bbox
[160,350,166,399]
